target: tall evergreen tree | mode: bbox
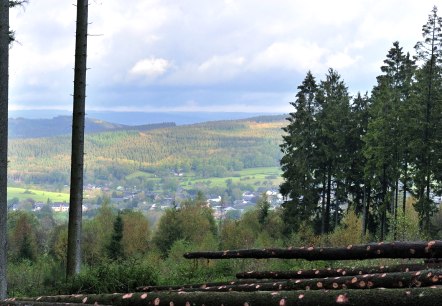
[363,41,416,240]
[67,0,89,277]
[348,93,370,236]
[315,68,351,233]
[280,71,320,234]
[412,6,442,231]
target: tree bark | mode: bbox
[236,263,442,279]
[184,241,442,260]
[7,288,442,306]
[0,0,8,299]
[66,0,88,278]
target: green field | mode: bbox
[7,187,69,203]
[181,167,283,189]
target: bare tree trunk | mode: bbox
[0,0,9,299]
[66,0,88,278]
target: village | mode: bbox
[9,182,285,221]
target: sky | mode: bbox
[8,0,439,115]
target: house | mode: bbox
[51,202,69,212]
[32,202,45,211]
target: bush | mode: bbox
[65,259,158,294]
[8,257,65,297]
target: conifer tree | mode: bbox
[348,93,370,235]
[364,42,415,239]
[107,213,124,260]
[280,71,320,234]
[412,6,442,231]
[315,69,351,233]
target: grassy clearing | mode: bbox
[7,187,69,202]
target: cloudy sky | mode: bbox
[8,0,438,114]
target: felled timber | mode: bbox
[137,279,275,292]
[6,288,442,306]
[183,240,442,260]
[236,263,442,279]
[172,269,442,292]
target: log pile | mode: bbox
[3,240,442,305]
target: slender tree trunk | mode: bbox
[325,169,331,232]
[66,0,88,278]
[403,157,408,213]
[362,184,367,237]
[0,0,8,299]
[321,173,326,234]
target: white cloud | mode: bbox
[7,0,441,112]
[251,41,327,72]
[130,58,171,78]
[326,52,360,70]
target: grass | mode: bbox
[181,167,283,189]
[7,187,69,203]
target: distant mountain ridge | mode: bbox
[9,116,176,138]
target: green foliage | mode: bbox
[153,194,217,257]
[7,257,64,297]
[387,199,425,241]
[257,193,270,226]
[7,211,40,262]
[65,259,158,294]
[327,210,363,246]
[107,213,124,260]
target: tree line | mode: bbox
[280,6,442,239]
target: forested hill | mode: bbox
[8,114,287,185]
[9,116,176,138]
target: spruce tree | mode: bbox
[280,71,320,234]
[412,6,442,231]
[107,213,124,260]
[363,42,415,239]
[315,68,351,233]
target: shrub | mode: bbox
[65,259,158,294]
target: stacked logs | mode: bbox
[3,240,442,305]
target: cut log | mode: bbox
[172,269,442,292]
[236,263,442,279]
[6,288,442,306]
[137,279,275,292]
[183,240,442,260]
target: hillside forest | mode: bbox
[1,3,442,300]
